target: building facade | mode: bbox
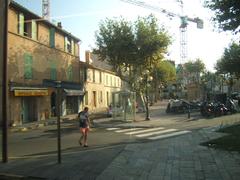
[8,2,84,125]
[83,51,122,112]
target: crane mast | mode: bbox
[42,0,50,20]
[121,0,203,64]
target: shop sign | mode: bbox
[14,89,48,96]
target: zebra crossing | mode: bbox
[106,127,191,140]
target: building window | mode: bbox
[84,91,88,105]
[49,28,55,48]
[65,37,75,54]
[93,69,95,83]
[24,53,33,79]
[106,74,108,85]
[67,65,73,81]
[18,13,37,40]
[50,61,57,80]
[110,76,112,86]
[100,72,102,84]
[80,67,86,82]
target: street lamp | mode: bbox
[143,70,153,120]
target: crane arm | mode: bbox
[120,0,181,18]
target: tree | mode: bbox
[215,42,240,77]
[215,42,240,94]
[184,59,206,83]
[94,15,171,89]
[204,0,240,33]
[151,60,176,101]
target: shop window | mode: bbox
[24,53,33,79]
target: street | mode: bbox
[1,102,240,179]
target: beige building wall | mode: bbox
[7,4,82,125]
[84,68,122,113]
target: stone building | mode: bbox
[83,51,123,113]
[8,2,84,125]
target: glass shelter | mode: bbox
[112,91,136,121]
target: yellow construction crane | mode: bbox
[121,0,203,64]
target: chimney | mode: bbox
[57,22,62,28]
[85,50,91,64]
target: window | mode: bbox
[100,72,102,84]
[24,53,33,79]
[100,91,103,102]
[79,67,86,82]
[84,91,88,105]
[67,65,73,81]
[18,13,37,40]
[49,28,55,48]
[93,69,95,83]
[65,36,75,54]
[50,61,57,80]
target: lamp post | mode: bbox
[55,81,62,164]
[143,70,153,120]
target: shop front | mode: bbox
[10,87,49,125]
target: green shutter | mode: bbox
[18,13,24,35]
[64,37,68,52]
[24,53,33,79]
[71,39,75,55]
[50,61,57,80]
[67,65,73,81]
[49,28,55,48]
[31,20,37,40]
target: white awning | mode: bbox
[64,89,84,96]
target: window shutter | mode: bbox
[71,39,75,55]
[31,20,37,40]
[24,53,33,79]
[49,28,55,48]
[18,13,24,35]
[67,65,73,81]
[64,37,68,52]
[50,61,57,80]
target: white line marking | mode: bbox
[148,130,191,140]
[115,128,143,133]
[106,128,120,131]
[136,129,177,138]
[125,127,165,135]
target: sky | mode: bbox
[14,0,236,71]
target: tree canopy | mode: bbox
[93,14,171,88]
[205,0,240,33]
[215,42,240,77]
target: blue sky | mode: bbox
[15,0,236,71]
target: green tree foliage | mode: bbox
[94,15,171,88]
[184,59,205,74]
[153,61,176,84]
[215,42,240,77]
[205,0,240,33]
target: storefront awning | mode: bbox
[14,88,49,96]
[64,89,84,96]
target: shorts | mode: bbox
[80,127,89,134]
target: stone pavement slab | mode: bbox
[97,128,240,180]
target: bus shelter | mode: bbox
[112,91,136,121]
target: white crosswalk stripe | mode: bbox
[125,127,164,135]
[106,127,191,140]
[148,130,191,140]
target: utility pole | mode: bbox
[0,0,9,163]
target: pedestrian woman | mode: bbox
[78,107,90,147]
